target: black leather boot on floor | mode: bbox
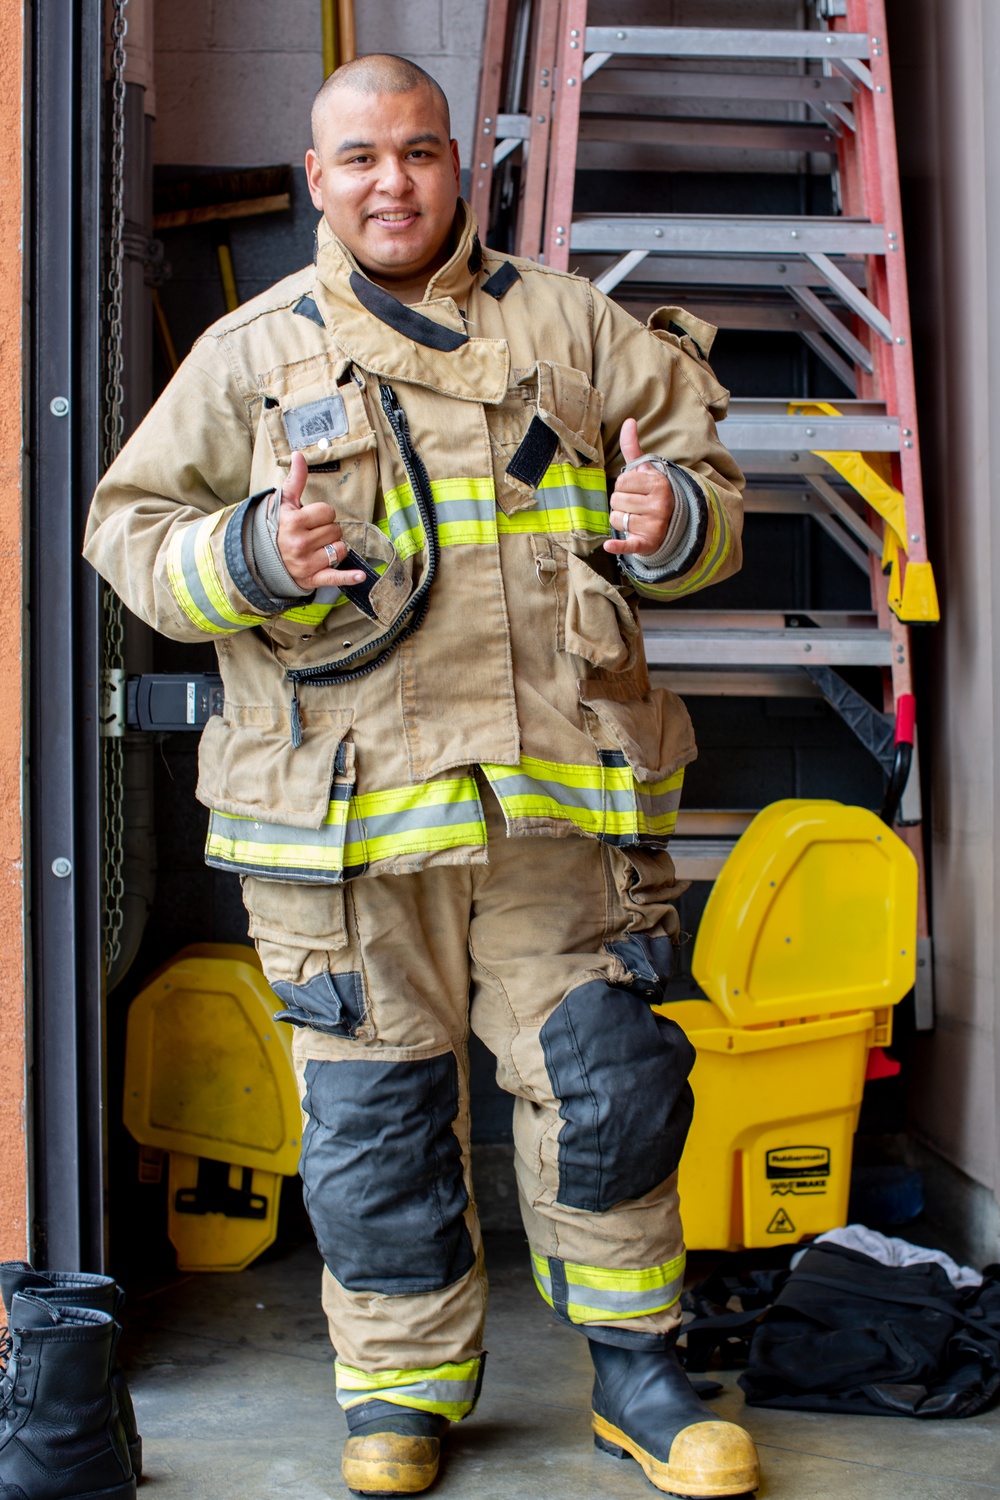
[341,1400,449,1496]
[589,1339,759,1497]
[0,1292,135,1500]
[0,1260,141,1479]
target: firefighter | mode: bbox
[85,53,759,1499]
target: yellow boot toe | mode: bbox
[341,1431,442,1496]
[593,1413,760,1497]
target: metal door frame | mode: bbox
[29,0,106,1271]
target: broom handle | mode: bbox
[337,0,356,63]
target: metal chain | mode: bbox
[101,0,129,974]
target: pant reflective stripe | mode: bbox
[482,756,684,841]
[335,1358,482,1419]
[205,778,486,877]
[532,1252,686,1323]
[497,464,611,536]
[637,483,733,599]
[167,508,264,635]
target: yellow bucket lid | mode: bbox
[124,949,301,1176]
[692,799,917,1027]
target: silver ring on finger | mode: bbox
[621,511,630,539]
[324,542,339,568]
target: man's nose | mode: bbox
[375,155,411,196]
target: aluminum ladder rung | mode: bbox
[569,215,885,256]
[639,628,891,669]
[582,27,872,61]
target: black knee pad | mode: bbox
[300,1052,475,1294]
[540,953,696,1213]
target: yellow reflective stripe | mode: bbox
[497,463,610,536]
[205,778,486,878]
[335,1358,482,1420]
[635,768,685,838]
[345,778,486,866]
[531,1252,686,1323]
[280,596,348,625]
[166,508,263,635]
[380,476,497,558]
[635,482,732,600]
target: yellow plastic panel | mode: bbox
[660,1000,873,1250]
[167,1153,283,1272]
[124,953,301,1176]
[692,800,917,1026]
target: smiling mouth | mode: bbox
[370,210,418,224]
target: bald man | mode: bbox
[86,54,759,1499]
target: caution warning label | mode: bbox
[766,1208,796,1235]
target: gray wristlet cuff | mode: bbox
[617,457,709,584]
[244,488,312,600]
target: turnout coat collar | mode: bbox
[313,204,510,404]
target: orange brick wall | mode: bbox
[0,0,27,1263]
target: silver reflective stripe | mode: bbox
[535,480,608,517]
[345,797,483,845]
[435,496,495,525]
[207,811,347,851]
[384,496,421,543]
[635,785,683,820]
[179,521,238,632]
[487,770,635,816]
[336,1378,481,1411]
[566,1274,684,1315]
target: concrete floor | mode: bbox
[122,1233,1000,1500]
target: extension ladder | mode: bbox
[472,0,936,1026]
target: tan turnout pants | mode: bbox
[242,781,694,1421]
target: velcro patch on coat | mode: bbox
[282,394,349,449]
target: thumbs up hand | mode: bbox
[603,418,675,558]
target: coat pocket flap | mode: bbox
[196,706,354,829]
[579,682,697,783]
[529,361,604,463]
[262,357,377,468]
[561,547,639,672]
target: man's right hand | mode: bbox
[276,451,368,591]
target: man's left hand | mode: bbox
[603,418,674,558]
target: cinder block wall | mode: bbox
[154,0,488,169]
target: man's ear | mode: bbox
[305,147,324,211]
[450,138,461,192]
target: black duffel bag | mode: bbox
[735,1242,1000,1419]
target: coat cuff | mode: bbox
[224,492,313,615]
[617,459,709,585]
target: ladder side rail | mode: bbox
[514,0,561,260]
[470,0,511,237]
[864,0,929,572]
[541,0,587,268]
[845,0,929,575]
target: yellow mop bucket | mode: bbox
[657,800,917,1249]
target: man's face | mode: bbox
[306,85,461,292]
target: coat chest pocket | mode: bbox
[257,354,379,528]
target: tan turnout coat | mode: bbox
[84,205,744,886]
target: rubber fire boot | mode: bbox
[0,1292,135,1499]
[341,1400,449,1496]
[589,1339,759,1497]
[0,1260,142,1479]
